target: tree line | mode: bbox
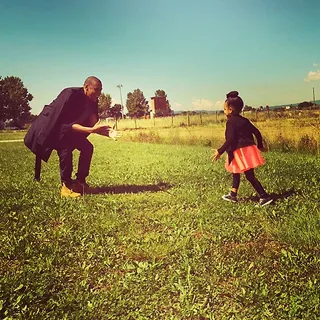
[0,76,172,128]
[99,88,172,119]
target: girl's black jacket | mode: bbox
[217,114,263,164]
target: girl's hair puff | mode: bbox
[225,91,243,115]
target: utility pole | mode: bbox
[117,84,124,119]
[313,87,319,119]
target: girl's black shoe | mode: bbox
[222,193,238,203]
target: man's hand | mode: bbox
[109,130,122,141]
[211,149,221,161]
[91,120,123,140]
[92,120,111,136]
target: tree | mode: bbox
[126,89,149,118]
[243,105,253,112]
[98,92,112,119]
[108,104,122,120]
[0,76,33,127]
[298,101,312,110]
[154,89,172,116]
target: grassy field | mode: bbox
[108,113,320,154]
[0,131,320,319]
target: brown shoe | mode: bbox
[61,183,81,198]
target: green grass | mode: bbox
[0,134,319,319]
[0,131,24,141]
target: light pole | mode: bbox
[117,84,124,119]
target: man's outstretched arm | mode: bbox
[71,120,110,136]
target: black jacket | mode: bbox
[218,114,263,164]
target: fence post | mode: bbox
[200,112,203,125]
[187,112,190,126]
[215,111,218,123]
[171,114,174,126]
[134,118,137,129]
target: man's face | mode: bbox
[84,81,102,101]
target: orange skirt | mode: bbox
[225,145,265,173]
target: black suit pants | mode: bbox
[56,138,94,183]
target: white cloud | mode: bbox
[304,65,320,82]
[214,100,224,110]
[305,70,320,82]
[173,102,184,111]
[192,98,213,110]
[191,98,223,111]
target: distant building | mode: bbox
[150,96,170,118]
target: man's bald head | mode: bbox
[84,76,102,87]
[83,76,102,102]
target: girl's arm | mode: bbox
[250,122,263,149]
[217,121,236,155]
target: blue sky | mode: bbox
[1,0,319,114]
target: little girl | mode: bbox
[212,91,273,207]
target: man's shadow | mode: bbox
[241,188,298,203]
[85,182,172,195]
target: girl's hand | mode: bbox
[211,149,221,161]
[259,138,269,152]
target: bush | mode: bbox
[271,134,294,152]
[135,131,161,143]
[297,134,318,154]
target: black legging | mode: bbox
[232,168,267,198]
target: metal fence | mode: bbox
[111,108,320,130]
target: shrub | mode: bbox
[136,131,161,143]
[271,134,294,152]
[297,134,318,154]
